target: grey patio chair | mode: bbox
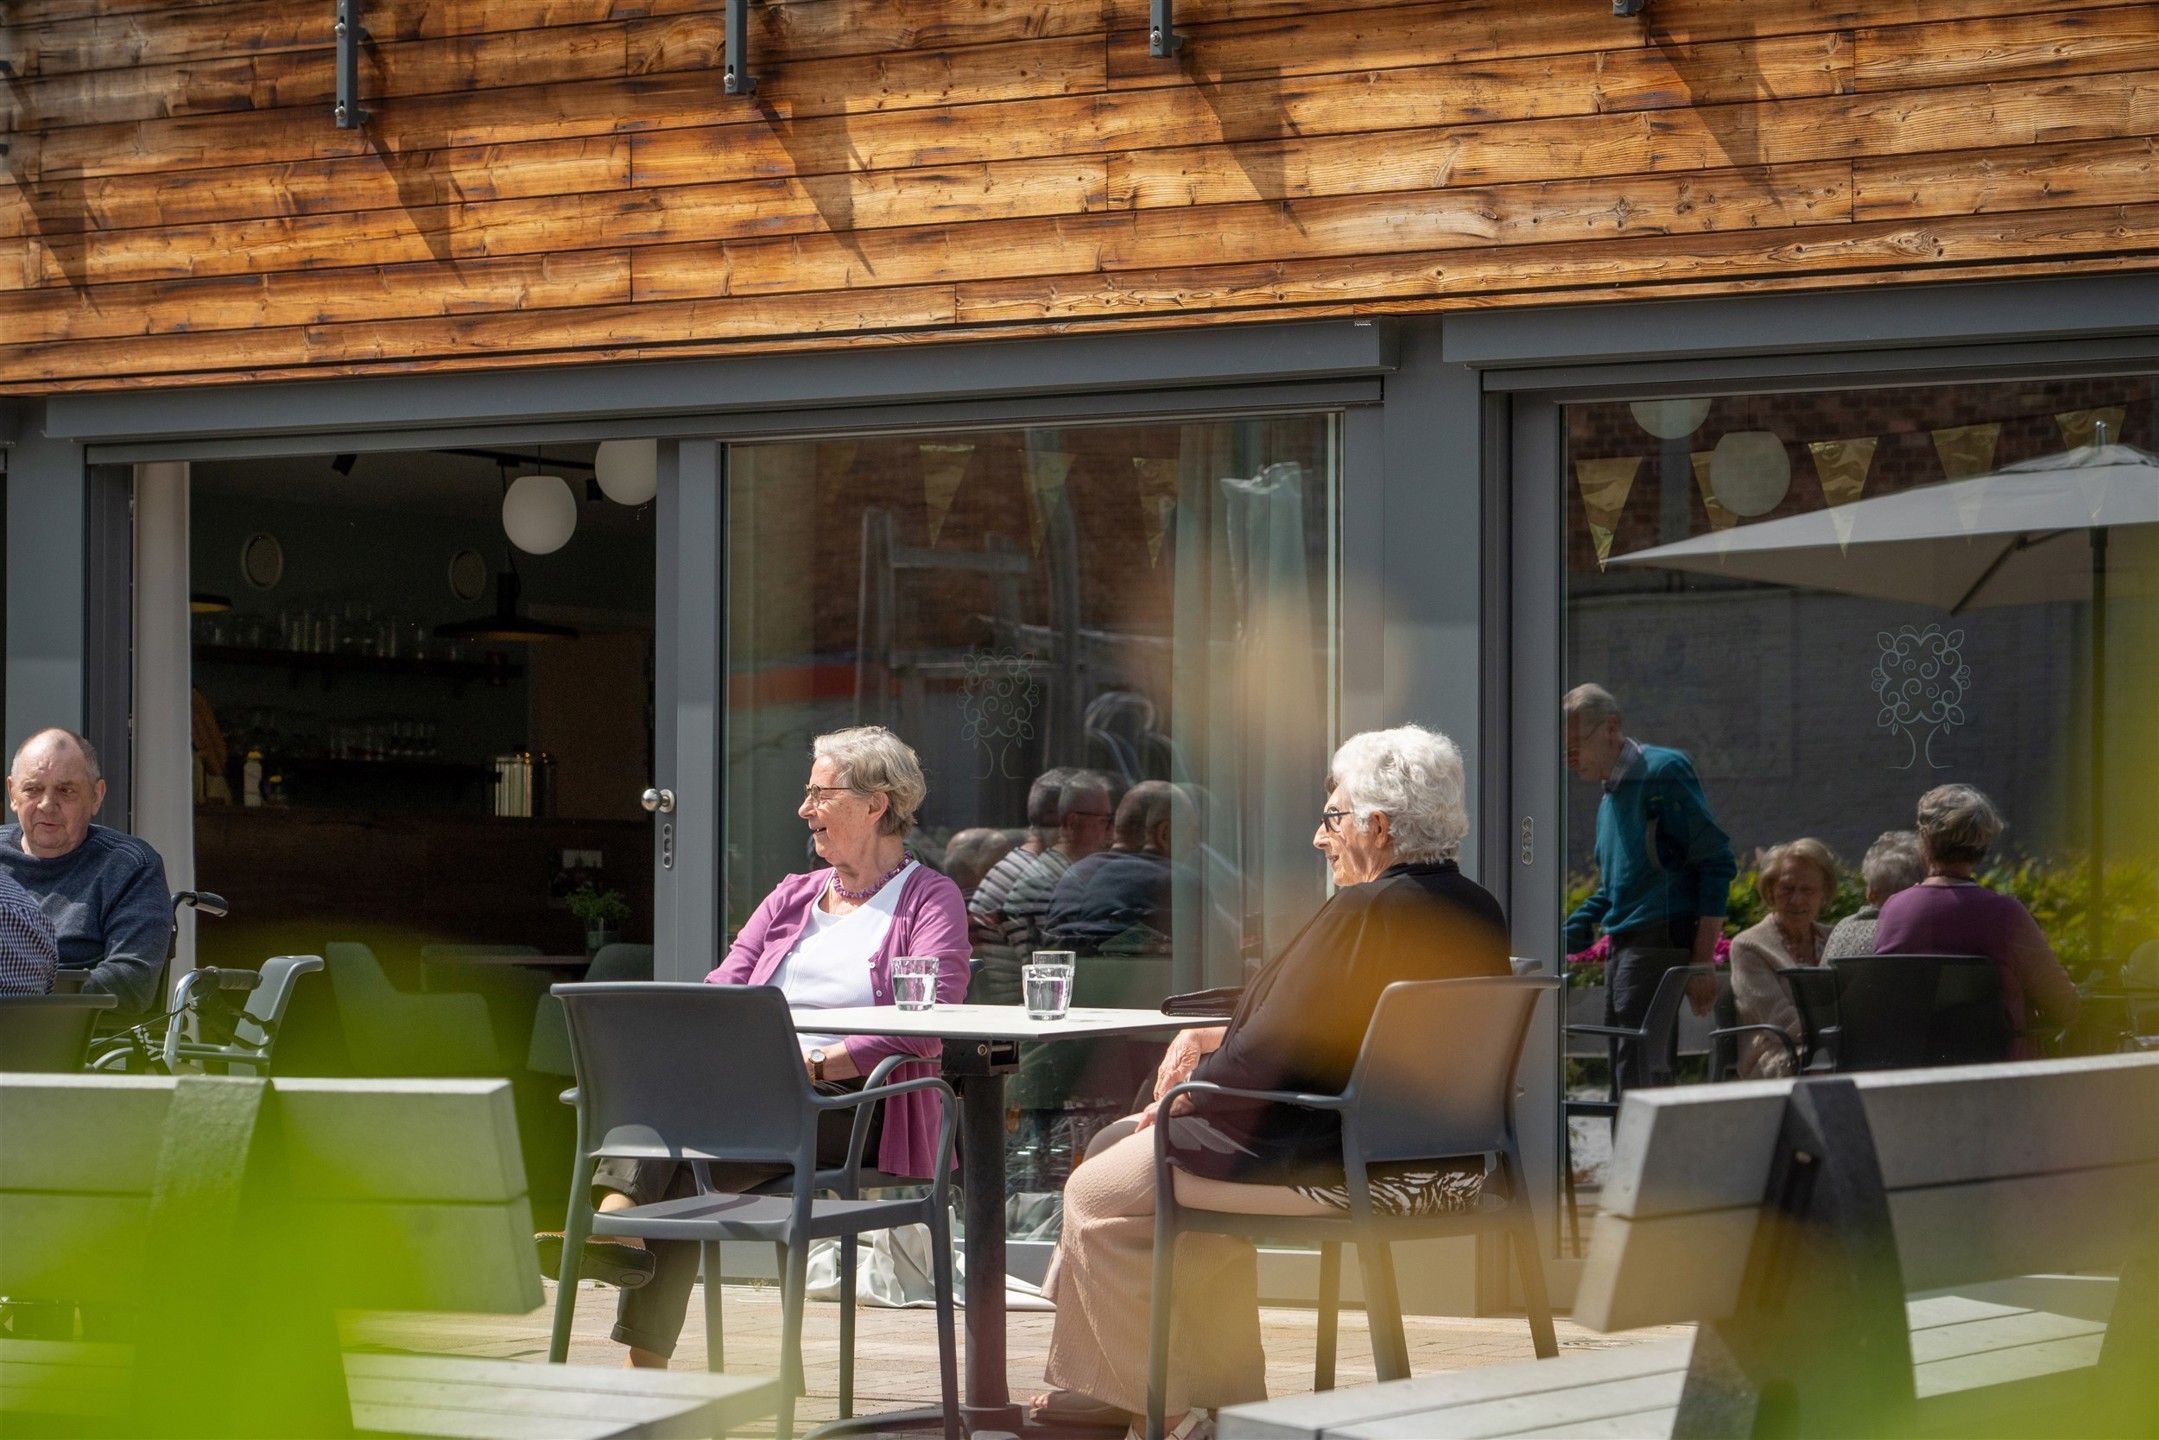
[549,982,959,1440]
[326,942,501,1075]
[1778,954,2009,1072]
[1145,976,1560,1440]
[0,994,118,1072]
[527,943,652,1075]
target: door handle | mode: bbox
[641,787,676,814]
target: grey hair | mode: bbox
[813,726,927,837]
[11,727,103,783]
[1916,783,2004,865]
[1859,830,1925,901]
[1563,683,1621,730]
[1329,725,1469,864]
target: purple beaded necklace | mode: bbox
[830,857,909,903]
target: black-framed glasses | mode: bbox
[1320,807,1352,833]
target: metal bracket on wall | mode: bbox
[724,0,759,95]
[334,0,369,128]
[1149,0,1184,58]
[0,58,11,154]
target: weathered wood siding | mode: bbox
[2,0,2155,389]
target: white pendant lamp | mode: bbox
[1709,431,1792,517]
[1629,399,1712,441]
[594,439,659,506]
[502,473,578,554]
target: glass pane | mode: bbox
[1559,377,2158,1237]
[726,415,1339,1234]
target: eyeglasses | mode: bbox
[1320,807,1353,833]
[803,783,859,806]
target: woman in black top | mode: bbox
[1035,726,1509,1438]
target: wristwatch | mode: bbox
[808,1048,827,1083]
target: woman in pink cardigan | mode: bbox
[559,725,969,1369]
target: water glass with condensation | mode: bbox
[1023,953,1075,1021]
[892,955,940,1011]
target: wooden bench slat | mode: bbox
[0,1192,544,1314]
[1603,1056,2159,1221]
[0,1076,528,1204]
[1334,1372,1684,1437]
[1578,1161,2157,1330]
[1501,1406,1676,1438]
[2,1339,777,1440]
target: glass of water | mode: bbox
[892,955,940,1012]
[1023,953,1075,1022]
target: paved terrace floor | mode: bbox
[349,1279,1689,1437]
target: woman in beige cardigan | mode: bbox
[1728,838,1839,1078]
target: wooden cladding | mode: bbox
[2,0,2156,389]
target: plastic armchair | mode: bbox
[1143,977,1559,1440]
[550,983,959,1440]
[325,942,502,1075]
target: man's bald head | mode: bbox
[11,728,102,783]
[8,728,107,859]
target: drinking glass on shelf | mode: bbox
[892,955,941,1012]
[1023,953,1075,1022]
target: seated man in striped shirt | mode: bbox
[0,867,60,995]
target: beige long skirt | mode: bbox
[1041,1126,1271,1417]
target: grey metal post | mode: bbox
[654,440,722,982]
[5,406,88,749]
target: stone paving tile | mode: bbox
[349,1280,1688,1437]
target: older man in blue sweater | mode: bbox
[2,728,171,1014]
[1562,685,1734,1083]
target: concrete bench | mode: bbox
[0,1073,778,1438]
[1221,1054,2158,1439]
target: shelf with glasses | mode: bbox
[193,644,525,684]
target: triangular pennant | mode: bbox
[1023,449,1076,555]
[918,442,974,547]
[1574,457,1642,568]
[1689,451,1740,533]
[1809,437,1877,554]
[1147,495,1176,566]
[2055,406,2125,450]
[1931,423,2000,480]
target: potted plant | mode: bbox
[566,883,631,955]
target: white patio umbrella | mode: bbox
[1609,438,2159,963]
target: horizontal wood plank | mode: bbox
[1854,135,2159,220]
[1853,2,2159,91]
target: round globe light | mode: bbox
[594,439,659,507]
[1709,431,1792,517]
[1629,398,1712,441]
[502,474,578,555]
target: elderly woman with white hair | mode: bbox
[540,725,969,1369]
[1033,726,1509,1439]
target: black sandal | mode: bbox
[534,1233,656,1289]
[1030,1389,1129,1431]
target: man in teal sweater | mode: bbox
[1562,685,1734,1083]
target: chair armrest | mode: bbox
[1709,1024,1800,1072]
[1155,1078,1351,1114]
[813,1073,960,1192]
[1565,1023,1648,1041]
[835,1054,915,1187]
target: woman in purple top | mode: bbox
[1872,783,2079,1053]
[549,726,969,1369]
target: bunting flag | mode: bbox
[1809,437,1877,553]
[1148,495,1177,566]
[1931,423,2000,536]
[1131,458,1181,566]
[1574,456,1642,569]
[1688,451,1741,532]
[2056,406,2126,450]
[1023,449,1076,555]
[918,442,974,547]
